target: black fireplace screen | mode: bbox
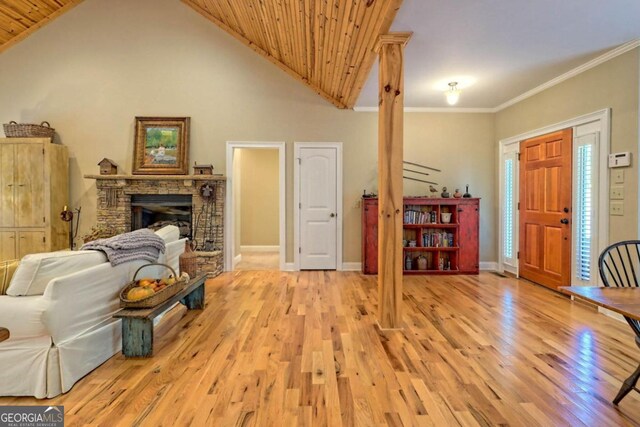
[131,194,192,239]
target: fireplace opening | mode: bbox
[131,194,192,239]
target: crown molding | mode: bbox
[495,38,640,112]
[353,106,495,113]
[354,39,640,114]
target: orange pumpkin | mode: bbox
[127,286,155,301]
[137,278,156,288]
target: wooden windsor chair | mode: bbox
[598,240,640,404]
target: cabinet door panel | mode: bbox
[18,231,46,259]
[0,231,17,261]
[0,145,15,227]
[15,144,45,227]
[362,199,378,274]
[458,202,479,272]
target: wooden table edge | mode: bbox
[559,286,640,322]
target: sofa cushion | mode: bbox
[0,259,19,295]
[7,251,107,296]
[0,295,48,338]
[154,225,180,244]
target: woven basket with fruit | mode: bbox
[119,263,189,308]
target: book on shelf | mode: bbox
[422,231,454,248]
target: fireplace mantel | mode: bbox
[85,174,226,181]
[86,173,225,277]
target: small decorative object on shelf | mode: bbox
[453,188,462,198]
[441,212,452,224]
[405,254,412,270]
[193,162,214,175]
[362,189,377,198]
[417,255,428,270]
[98,158,118,175]
[463,184,472,198]
[441,187,450,198]
[429,185,438,198]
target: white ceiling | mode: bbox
[356,0,640,109]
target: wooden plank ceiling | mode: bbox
[0,0,83,54]
[183,0,404,109]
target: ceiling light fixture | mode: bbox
[445,82,461,106]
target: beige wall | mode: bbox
[238,148,279,247]
[495,48,640,245]
[0,0,498,265]
[232,150,242,258]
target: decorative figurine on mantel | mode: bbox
[463,184,472,198]
[193,162,214,175]
[441,187,450,198]
[98,158,118,175]
[453,188,462,198]
[429,185,438,198]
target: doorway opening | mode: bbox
[499,109,610,288]
[225,142,286,271]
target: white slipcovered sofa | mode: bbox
[0,226,186,398]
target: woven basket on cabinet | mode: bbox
[3,121,55,138]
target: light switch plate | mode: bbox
[610,201,624,216]
[613,169,624,183]
[610,185,624,200]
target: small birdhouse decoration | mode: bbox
[193,162,214,175]
[98,158,118,175]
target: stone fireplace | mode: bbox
[86,174,225,277]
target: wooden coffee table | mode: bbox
[114,274,207,357]
[0,327,8,342]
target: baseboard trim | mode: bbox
[341,262,362,271]
[240,245,280,252]
[283,262,296,271]
[480,262,498,272]
[233,254,242,267]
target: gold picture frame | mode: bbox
[132,117,190,175]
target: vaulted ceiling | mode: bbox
[0,0,82,54]
[182,0,403,109]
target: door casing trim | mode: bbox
[293,142,343,271]
[498,108,610,284]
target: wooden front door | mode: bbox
[519,129,572,290]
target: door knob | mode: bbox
[563,207,569,213]
[330,213,336,218]
[560,218,569,224]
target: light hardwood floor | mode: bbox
[235,251,280,271]
[2,272,640,426]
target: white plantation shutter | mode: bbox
[502,149,518,268]
[503,158,514,260]
[573,131,598,284]
[576,144,593,280]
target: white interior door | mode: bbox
[299,147,337,270]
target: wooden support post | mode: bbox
[376,32,412,329]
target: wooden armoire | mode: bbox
[0,138,69,261]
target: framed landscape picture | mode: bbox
[132,117,190,175]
